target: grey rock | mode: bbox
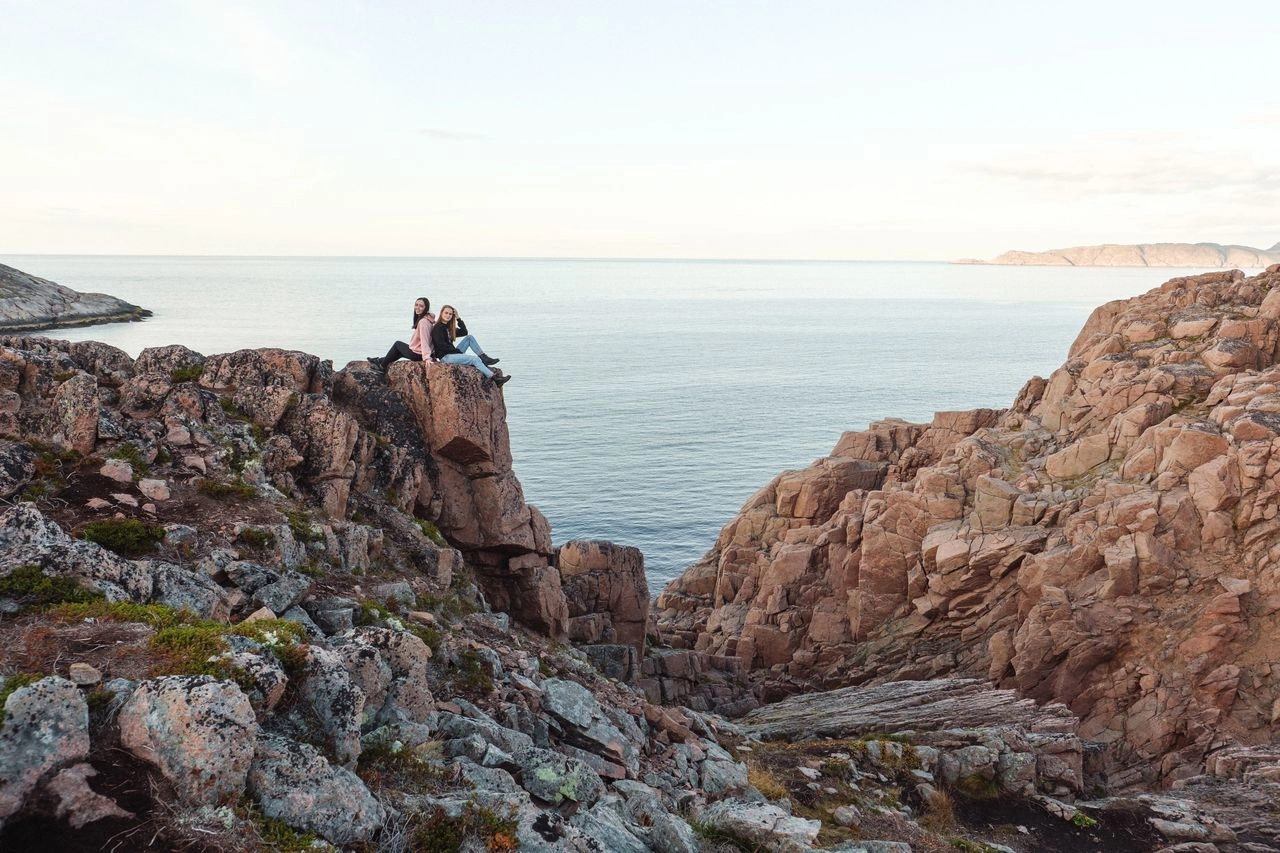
[253,570,311,613]
[612,779,700,853]
[569,795,651,853]
[0,503,228,619]
[701,741,749,795]
[513,744,605,806]
[117,676,257,806]
[0,440,36,499]
[298,646,365,767]
[436,711,534,756]
[699,799,822,853]
[248,733,389,846]
[281,605,324,640]
[0,676,90,826]
[369,580,416,609]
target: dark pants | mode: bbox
[383,341,423,366]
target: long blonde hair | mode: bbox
[440,304,459,341]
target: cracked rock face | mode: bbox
[658,266,1280,785]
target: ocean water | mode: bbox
[3,255,1203,588]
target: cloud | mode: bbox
[965,140,1280,197]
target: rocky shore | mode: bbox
[658,267,1280,849]
[0,263,150,331]
[2,265,1279,850]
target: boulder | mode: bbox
[118,676,257,806]
[247,734,389,845]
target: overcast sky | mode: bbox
[2,0,1278,260]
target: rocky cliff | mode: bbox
[658,266,1280,801]
[1,326,1274,850]
[966,241,1280,268]
[0,263,150,330]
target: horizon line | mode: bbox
[1,252,951,264]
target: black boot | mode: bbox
[480,353,500,366]
[366,356,385,371]
[493,373,512,387]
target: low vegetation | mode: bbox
[0,564,103,609]
[80,518,163,557]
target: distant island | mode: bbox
[959,239,1280,267]
[0,262,150,331]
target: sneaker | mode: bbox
[480,354,500,366]
[493,373,512,387]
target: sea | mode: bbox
[1,255,1210,590]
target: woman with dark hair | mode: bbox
[367,296,434,371]
[431,304,510,386]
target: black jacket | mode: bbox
[430,318,468,357]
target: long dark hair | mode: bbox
[411,296,431,329]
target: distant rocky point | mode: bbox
[960,239,1280,267]
[0,262,150,331]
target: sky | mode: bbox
[2,0,1278,260]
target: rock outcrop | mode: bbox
[967,241,1280,268]
[0,263,150,330]
[658,265,1280,793]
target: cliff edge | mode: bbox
[0,263,150,331]
[658,264,1280,799]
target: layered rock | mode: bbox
[658,265,1280,788]
[0,263,150,330]
[971,241,1280,268]
[0,335,565,632]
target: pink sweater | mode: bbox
[408,313,436,358]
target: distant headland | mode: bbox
[958,239,1280,268]
[0,262,151,331]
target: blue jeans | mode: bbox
[441,336,493,377]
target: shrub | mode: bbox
[414,803,518,853]
[198,477,256,500]
[108,443,149,476]
[0,565,103,609]
[170,364,204,383]
[80,518,162,557]
[236,527,276,549]
[416,518,447,547]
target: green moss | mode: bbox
[354,599,385,627]
[0,565,103,609]
[415,518,447,546]
[236,527,276,549]
[284,507,324,543]
[198,477,256,500]
[414,803,518,853]
[445,648,495,698]
[1071,811,1098,828]
[170,364,204,383]
[80,518,162,557]
[49,600,205,629]
[108,443,149,476]
[406,622,443,653]
[219,397,241,417]
[0,673,40,725]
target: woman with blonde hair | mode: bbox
[430,304,510,386]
